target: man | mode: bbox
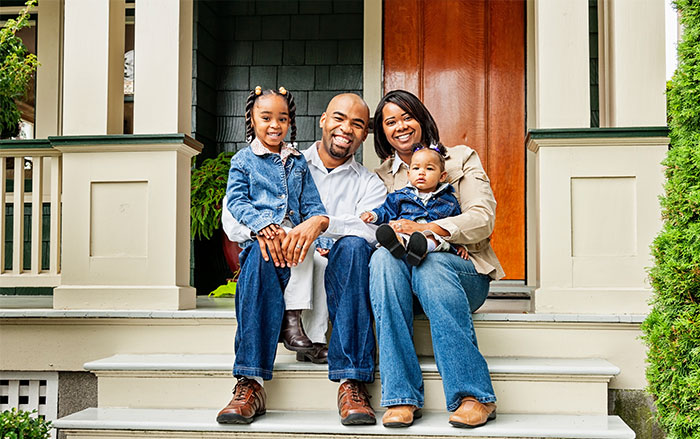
[216,94,387,425]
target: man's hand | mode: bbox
[257,227,287,267]
[282,215,329,266]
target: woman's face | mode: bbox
[381,102,423,158]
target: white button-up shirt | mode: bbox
[222,141,387,246]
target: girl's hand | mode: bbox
[257,228,288,267]
[317,248,330,257]
[283,216,329,266]
[388,219,426,235]
[258,224,282,240]
[359,212,374,223]
[456,245,470,260]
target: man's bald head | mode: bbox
[325,93,370,122]
[318,93,370,168]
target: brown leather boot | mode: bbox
[337,380,376,425]
[449,396,496,428]
[216,377,266,424]
[280,309,313,351]
[296,343,328,364]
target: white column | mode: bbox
[133,0,193,134]
[362,0,382,171]
[62,0,124,135]
[35,0,62,138]
[533,0,590,128]
[603,0,666,127]
[53,135,201,310]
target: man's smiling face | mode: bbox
[319,94,369,163]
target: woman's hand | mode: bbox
[455,245,470,260]
[388,219,427,235]
[283,215,329,266]
[389,219,450,237]
[257,227,287,267]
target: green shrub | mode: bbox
[191,151,235,240]
[641,1,700,438]
[0,408,51,439]
[0,0,39,139]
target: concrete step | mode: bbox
[85,354,618,415]
[54,407,635,439]
[0,297,646,392]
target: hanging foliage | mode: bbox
[0,0,39,139]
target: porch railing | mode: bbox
[0,140,61,287]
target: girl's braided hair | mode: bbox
[244,86,297,145]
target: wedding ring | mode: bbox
[295,244,302,249]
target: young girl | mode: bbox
[360,143,469,266]
[225,86,327,354]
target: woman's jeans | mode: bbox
[369,247,496,411]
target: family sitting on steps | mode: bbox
[217,87,503,429]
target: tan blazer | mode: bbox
[374,145,505,280]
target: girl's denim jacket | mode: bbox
[225,145,326,238]
[369,183,461,225]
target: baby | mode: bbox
[361,144,467,265]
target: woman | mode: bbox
[369,90,505,428]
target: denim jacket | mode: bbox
[370,183,461,225]
[226,145,326,234]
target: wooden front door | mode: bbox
[384,0,526,280]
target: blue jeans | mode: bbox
[233,242,289,380]
[325,236,376,382]
[369,248,495,411]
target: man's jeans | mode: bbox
[233,242,289,380]
[325,236,375,382]
[369,248,495,411]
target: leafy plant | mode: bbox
[641,1,700,438]
[0,408,52,439]
[191,151,235,240]
[0,0,39,139]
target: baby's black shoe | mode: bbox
[376,224,406,259]
[406,232,428,266]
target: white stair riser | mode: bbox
[95,372,609,414]
[2,319,644,390]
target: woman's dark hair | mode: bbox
[373,89,440,160]
[244,86,297,145]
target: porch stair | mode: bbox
[0,297,640,438]
[84,354,619,414]
[55,408,635,439]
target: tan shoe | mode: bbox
[449,396,496,428]
[382,405,422,428]
[337,380,376,425]
[216,378,266,424]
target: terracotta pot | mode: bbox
[221,229,242,277]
